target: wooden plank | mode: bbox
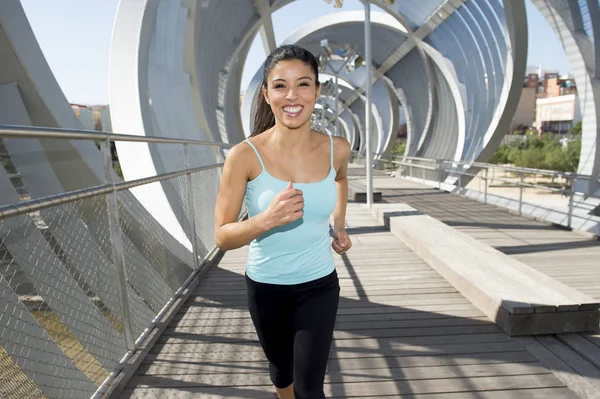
[515,336,600,399]
[122,374,566,398]
[348,178,382,203]
[150,332,515,355]
[185,293,469,307]
[174,303,481,320]
[128,362,550,388]
[585,333,600,349]
[137,350,538,376]
[557,333,600,370]
[146,341,526,363]
[170,308,485,327]
[192,287,459,302]
[121,387,579,399]
[158,324,503,343]
[166,316,491,334]
[194,279,451,292]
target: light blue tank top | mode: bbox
[244,134,337,285]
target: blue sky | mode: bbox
[20,0,571,105]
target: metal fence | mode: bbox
[353,151,600,231]
[0,125,231,398]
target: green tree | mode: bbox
[391,140,406,156]
[566,137,581,171]
[489,145,509,164]
[568,121,582,135]
[544,147,569,172]
[515,147,545,169]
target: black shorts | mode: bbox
[246,270,340,399]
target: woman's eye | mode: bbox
[274,84,284,89]
[299,82,309,86]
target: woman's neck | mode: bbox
[270,123,313,152]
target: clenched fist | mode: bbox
[263,181,304,229]
[331,227,352,255]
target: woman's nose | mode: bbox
[286,88,298,100]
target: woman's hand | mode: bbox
[262,181,304,229]
[331,227,352,255]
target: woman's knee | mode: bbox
[270,363,293,390]
[293,384,326,399]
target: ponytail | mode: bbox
[251,83,275,137]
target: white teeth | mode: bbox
[283,106,302,113]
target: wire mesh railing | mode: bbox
[0,125,232,398]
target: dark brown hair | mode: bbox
[251,44,320,137]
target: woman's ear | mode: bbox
[262,86,270,105]
[315,83,322,101]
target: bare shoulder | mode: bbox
[223,140,257,179]
[225,140,254,163]
[332,136,351,159]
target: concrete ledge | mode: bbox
[348,179,382,203]
[371,203,600,336]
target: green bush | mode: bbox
[567,137,581,171]
[489,135,581,173]
[489,147,509,164]
[515,147,545,169]
[391,140,406,156]
[569,121,582,135]
[543,147,569,172]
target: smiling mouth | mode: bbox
[283,106,304,116]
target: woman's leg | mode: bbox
[246,275,295,396]
[292,272,340,399]
[275,383,295,399]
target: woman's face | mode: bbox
[263,60,321,130]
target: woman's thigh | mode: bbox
[292,272,340,397]
[246,275,295,387]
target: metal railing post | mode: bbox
[101,138,135,351]
[518,172,524,215]
[437,159,443,189]
[484,167,489,204]
[334,74,339,137]
[567,176,574,229]
[364,0,374,208]
[183,144,200,270]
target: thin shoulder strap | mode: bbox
[329,134,334,169]
[244,139,265,171]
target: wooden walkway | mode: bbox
[120,189,590,397]
[349,166,600,397]
[354,168,600,300]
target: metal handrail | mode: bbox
[386,154,598,183]
[0,123,231,219]
[380,157,582,194]
[360,150,599,184]
[0,124,233,147]
[0,123,233,398]
[0,163,223,219]
[358,151,599,228]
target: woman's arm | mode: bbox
[214,144,266,251]
[331,137,352,254]
[214,143,304,251]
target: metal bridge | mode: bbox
[2,0,600,397]
[0,126,599,398]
